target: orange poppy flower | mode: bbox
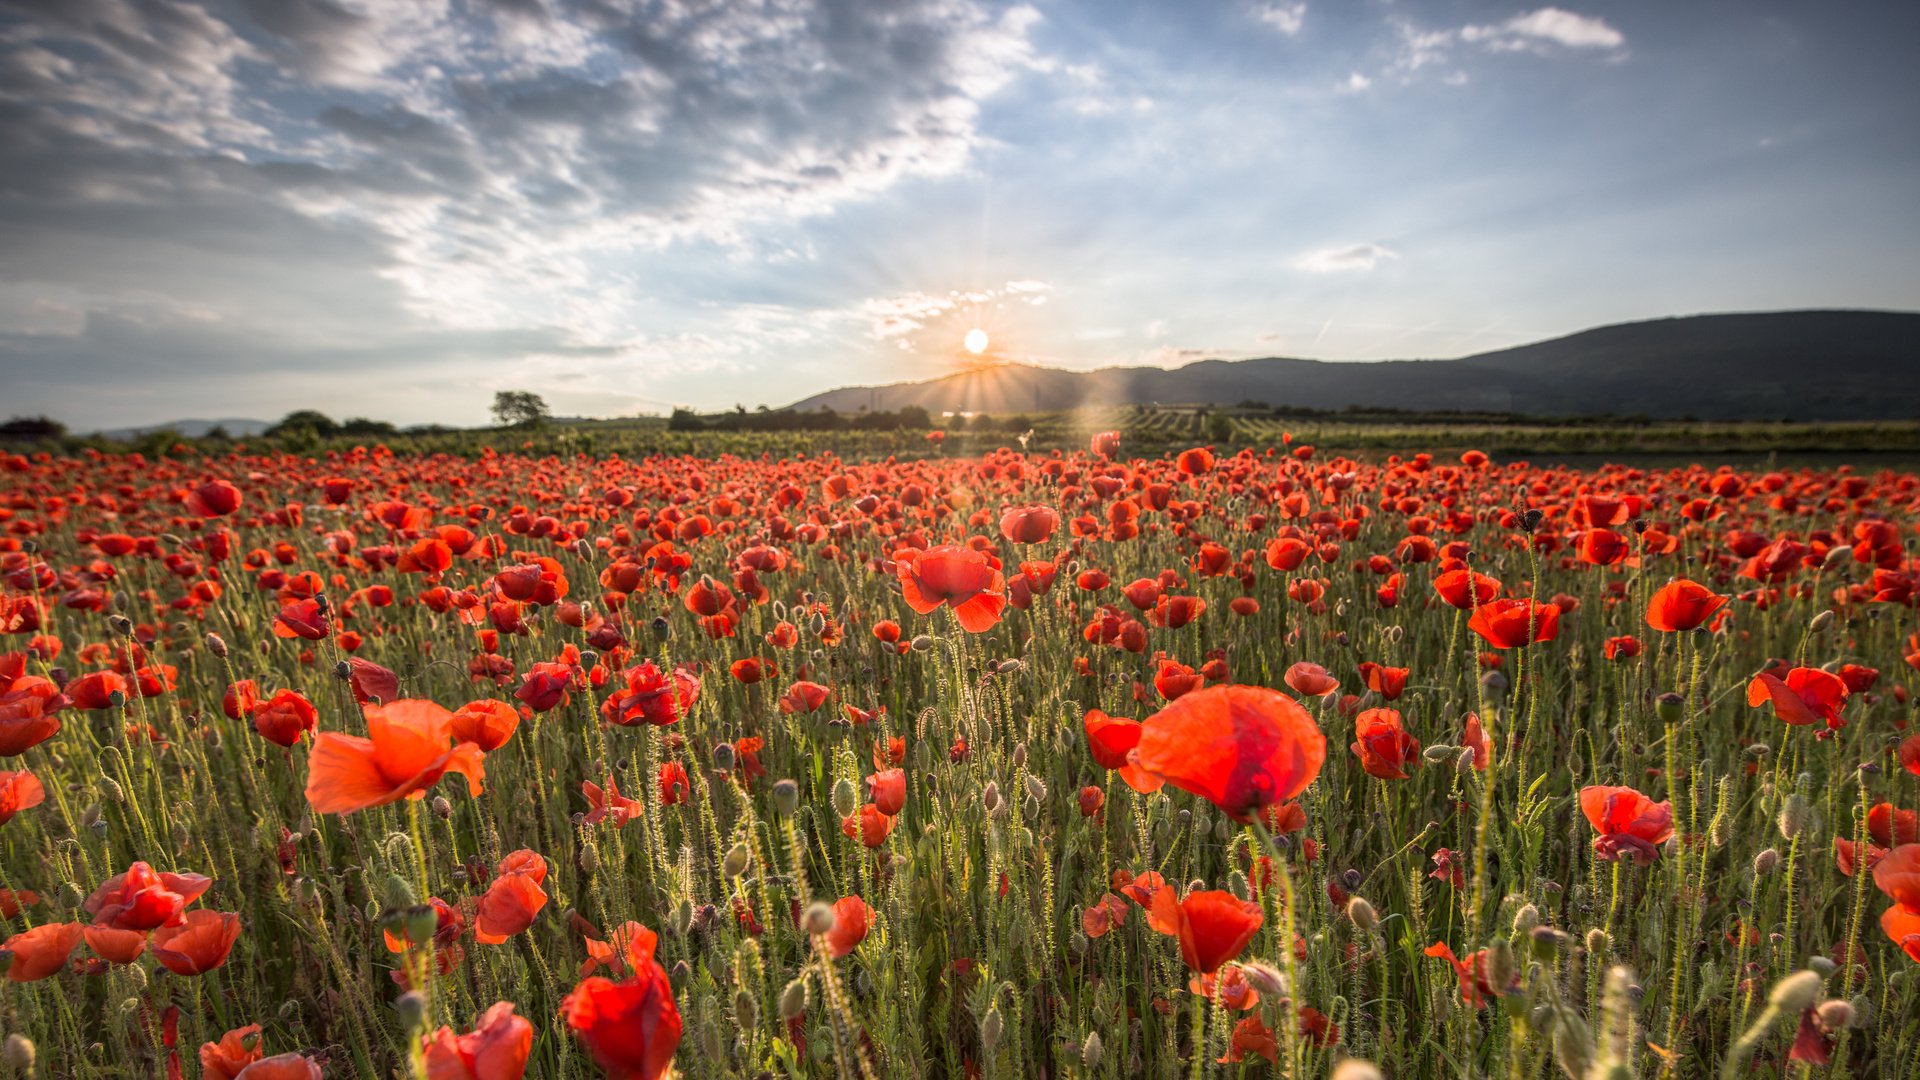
[1082,709,1164,793]
[199,1024,264,1080]
[1580,785,1674,866]
[68,669,128,711]
[226,1053,320,1080]
[0,769,44,825]
[1432,568,1500,609]
[1468,598,1560,649]
[777,681,830,715]
[841,804,896,848]
[867,769,906,816]
[1220,1016,1279,1064]
[83,923,148,964]
[1357,662,1409,701]
[2,922,81,981]
[1875,846,1920,961]
[1350,708,1419,780]
[1836,838,1888,878]
[582,776,643,827]
[84,861,212,930]
[826,896,875,958]
[896,545,1006,633]
[1133,685,1325,823]
[561,961,683,1080]
[580,921,659,978]
[448,700,520,752]
[1148,887,1262,973]
[272,598,329,640]
[1282,662,1338,698]
[252,689,318,748]
[999,506,1058,545]
[422,1002,533,1080]
[474,850,548,944]
[151,909,242,975]
[304,700,486,815]
[1644,578,1728,632]
[1869,804,1919,847]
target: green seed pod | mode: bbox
[1421,744,1457,764]
[712,742,737,772]
[1024,775,1046,802]
[99,776,124,803]
[772,779,800,816]
[403,905,438,946]
[911,635,933,653]
[778,978,808,1020]
[1347,897,1379,933]
[831,778,857,819]
[1809,610,1834,633]
[1654,693,1684,723]
[722,843,751,878]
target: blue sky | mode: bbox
[0,0,1915,429]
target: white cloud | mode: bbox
[1344,72,1372,91]
[1074,328,1125,341]
[1144,320,1169,339]
[1295,243,1399,273]
[1470,9,1627,50]
[1251,3,1307,36]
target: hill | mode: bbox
[787,310,1920,421]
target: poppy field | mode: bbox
[0,437,1918,1080]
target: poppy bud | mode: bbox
[382,875,418,912]
[1753,847,1780,876]
[1805,956,1837,979]
[1347,897,1378,932]
[1769,970,1825,1014]
[831,779,857,820]
[431,796,451,820]
[982,782,1001,814]
[1480,670,1508,692]
[808,613,826,637]
[1240,961,1288,996]
[1777,794,1809,840]
[109,614,133,637]
[1846,994,1873,1028]
[779,978,808,1020]
[334,660,351,681]
[1152,818,1170,846]
[1513,904,1539,934]
[1421,743,1457,764]
[578,840,600,875]
[723,843,751,878]
[1809,610,1834,633]
[204,632,229,658]
[772,779,800,816]
[1586,927,1609,959]
[980,1006,1004,1054]
[999,658,1025,674]
[734,988,759,1029]
[394,990,428,1031]
[911,635,933,653]
[1071,929,1089,956]
[1529,926,1567,959]
[1012,743,1027,769]
[4,1034,34,1074]
[297,877,321,906]
[1080,1031,1103,1069]
[1486,939,1516,993]
[1814,999,1853,1031]
[1745,743,1772,760]
[1024,776,1047,802]
[99,776,124,803]
[1023,794,1040,821]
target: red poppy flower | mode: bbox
[1644,579,1728,632]
[999,506,1058,545]
[1177,447,1215,477]
[186,480,242,518]
[778,681,830,715]
[1,922,81,981]
[867,768,906,816]
[607,661,701,727]
[84,861,212,930]
[305,700,486,814]
[1133,685,1326,822]
[826,896,875,958]
[896,545,1006,633]
[1220,1016,1279,1064]
[1153,658,1202,701]
[0,769,44,825]
[1749,668,1849,729]
[273,598,329,641]
[1357,662,1409,700]
[583,776,643,827]
[561,961,683,1080]
[1432,569,1500,609]
[68,669,128,711]
[1424,941,1518,1008]
[151,909,242,975]
[1468,599,1560,649]
[1265,538,1310,572]
[1078,785,1105,817]
[658,762,690,805]
[1604,636,1642,661]
[422,1002,534,1080]
[222,679,262,720]
[1082,709,1164,793]
[83,923,148,964]
[252,689,318,747]
[1836,837,1889,877]
[448,700,520,752]
[1869,804,1919,847]
[1580,785,1674,866]
[345,658,401,705]
[1282,662,1338,698]
[841,804,896,848]
[1462,713,1490,771]
[1148,888,1262,973]
[1350,708,1419,780]
[474,850,548,944]
[581,921,659,978]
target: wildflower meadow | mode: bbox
[0,434,1916,1080]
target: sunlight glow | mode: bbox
[964,328,989,354]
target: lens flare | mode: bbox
[964,329,989,354]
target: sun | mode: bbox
[963,328,989,354]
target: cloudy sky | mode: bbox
[1,0,1915,429]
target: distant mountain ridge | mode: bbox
[787,310,1920,421]
[94,418,273,441]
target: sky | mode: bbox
[1,0,1916,430]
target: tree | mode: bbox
[266,410,338,437]
[492,391,551,428]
